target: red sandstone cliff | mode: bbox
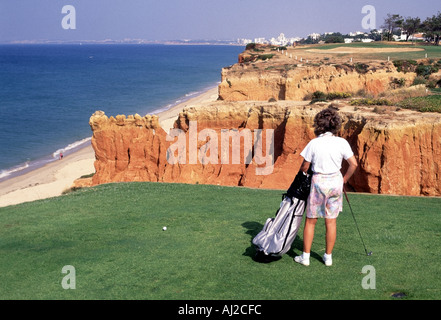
[218,61,416,101]
[88,103,441,196]
[219,45,425,101]
[84,46,441,196]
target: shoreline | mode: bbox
[156,86,219,133]
[0,86,219,208]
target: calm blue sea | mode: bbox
[0,44,243,181]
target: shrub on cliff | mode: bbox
[349,98,394,106]
[397,95,441,113]
[337,62,370,74]
[393,59,418,73]
[309,91,352,103]
[393,60,440,79]
[354,63,370,74]
[245,43,256,50]
[412,76,427,86]
[310,91,327,103]
[257,54,274,61]
[242,53,275,63]
[416,64,439,78]
[326,92,352,100]
[390,77,407,88]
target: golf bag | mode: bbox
[252,169,312,262]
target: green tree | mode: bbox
[422,12,441,45]
[381,13,403,41]
[323,32,344,43]
[368,29,382,41]
[402,17,421,42]
[300,35,319,44]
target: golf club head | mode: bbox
[367,251,373,256]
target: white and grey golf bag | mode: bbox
[252,169,312,261]
[252,196,305,256]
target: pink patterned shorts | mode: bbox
[305,172,343,219]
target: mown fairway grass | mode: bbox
[1,182,440,300]
[303,42,441,61]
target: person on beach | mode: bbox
[294,106,358,267]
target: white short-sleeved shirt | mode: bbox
[300,132,354,174]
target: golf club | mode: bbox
[343,188,373,256]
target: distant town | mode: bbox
[237,30,425,47]
[4,30,426,46]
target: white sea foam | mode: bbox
[0,162,30,179]
[52,137,92,158]
[0,137,92,182]
[150,84,219,115]
[185,91,200,97]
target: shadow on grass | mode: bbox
[241,221,262,259]
[241,221,329,264]
[241,221,306,262]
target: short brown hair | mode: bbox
[313,107,342,136]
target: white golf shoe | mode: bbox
[294,255,310,266]
[322,253,333,266]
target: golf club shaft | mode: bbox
[343,188,369,255]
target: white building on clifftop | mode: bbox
[238,33,303,46]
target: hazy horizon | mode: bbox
[0,0,440,43]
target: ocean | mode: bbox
[0,44,243,181]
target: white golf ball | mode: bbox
[162,226,167,231]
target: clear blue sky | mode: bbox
[0,0,439,42]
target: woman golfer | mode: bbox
[294,107,358,266]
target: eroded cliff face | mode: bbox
[89,111,169,184]
[219,45,425,102]
[218,62,416,101]
[354,115,441,195]
[88,104,441,196]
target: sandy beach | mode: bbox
[0,86,219,208]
